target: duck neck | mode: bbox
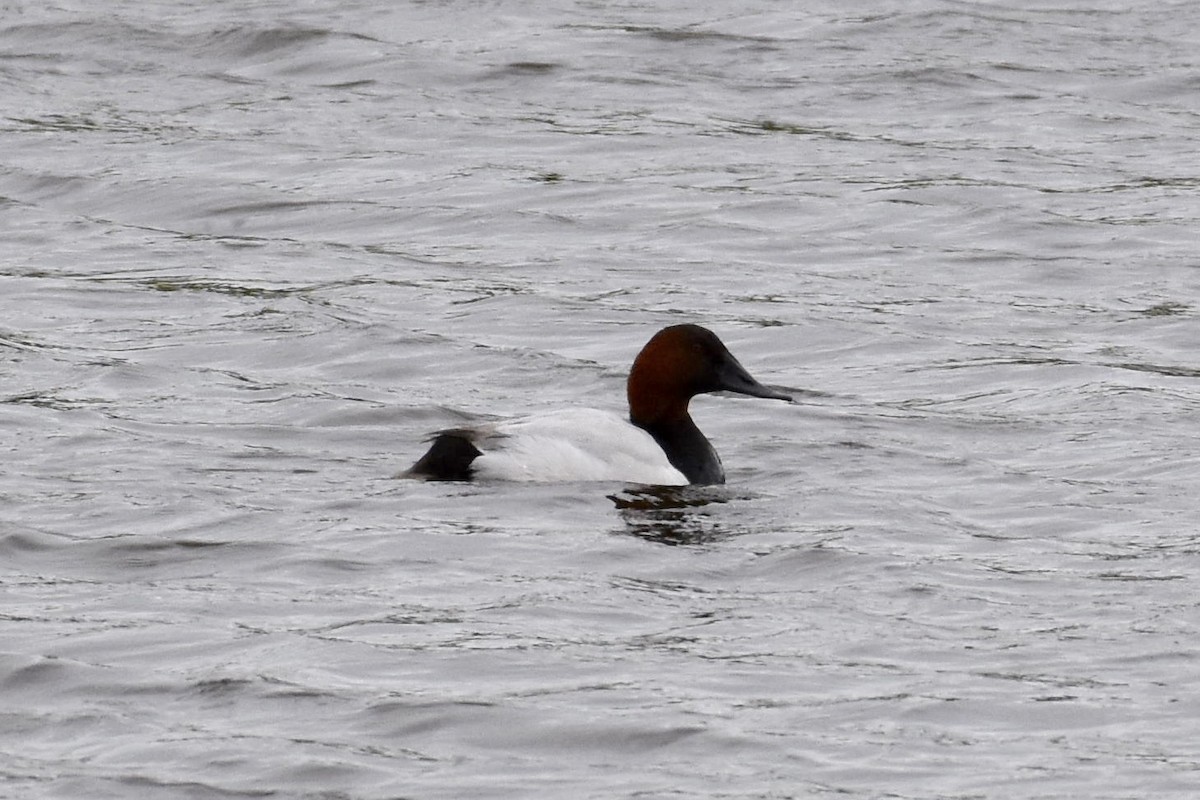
[631,412,725,485]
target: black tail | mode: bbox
[406,431,483,481]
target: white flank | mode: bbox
[469,408,687,485]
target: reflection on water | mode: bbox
[609,485,740,546]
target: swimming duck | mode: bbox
[406,324,791,484]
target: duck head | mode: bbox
[627,324,792,427]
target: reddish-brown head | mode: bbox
[626,324,790,427]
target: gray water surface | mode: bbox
[3,2,1199,798]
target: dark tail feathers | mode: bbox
[406,430,483,481]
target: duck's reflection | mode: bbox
[608,485,737,546]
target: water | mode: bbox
[3,1,1199,797]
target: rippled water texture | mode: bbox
[3,1,1199,798]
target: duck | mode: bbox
[405,324,792,485]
